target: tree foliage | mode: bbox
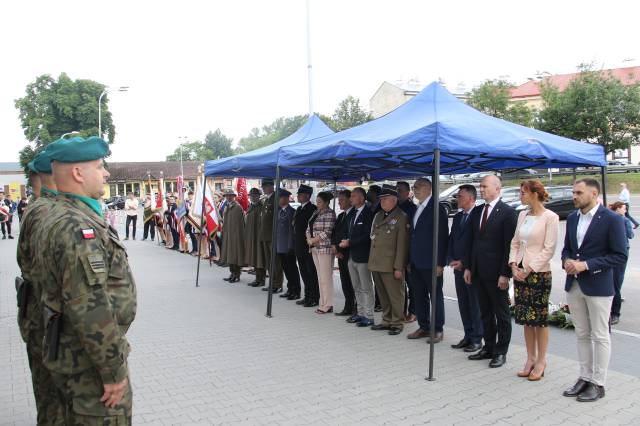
[536,64,640,153]
[14,73,115,171]
[467,79,534,127]
[322,95,373,132]
[166,129,234,161]
[235,115,308,153]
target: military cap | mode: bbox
[278,188,292,198]
[248,187,262,195]
[46,136,110,163]
[297,184,313,195]
[368,184,382,194]
[33,150,53,174]
[378,184,398,198]
[223,189,237,196]
[261,177,275,187]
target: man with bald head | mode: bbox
[464,174,516,368]
[36,136,137,424]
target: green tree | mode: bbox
[236,115,308,153]
[166,129,234,161]
[536,64,640,154]
[14,73,115,170]
[322,95,373,131]
[467,79,534,127]
[166,141,210,161]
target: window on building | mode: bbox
[117,183,125,195]
[214,183,223,191]
[133,183,140,196]
[109,184,117,197]
[165,181,172,194]
[145,184,150,195]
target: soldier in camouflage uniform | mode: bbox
[35,136,137,425]
[16,152,65,425]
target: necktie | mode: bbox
[480,204,489,231]
[460,212,468,231]
[348,210,357,236]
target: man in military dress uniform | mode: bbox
[258,178,281,292]
[16,150,65,424]
[368,184,410,335]
[245,188,266,286]
[220,189,245,283]
[293,184,319,306]
[36,136,137,425]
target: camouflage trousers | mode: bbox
[22,329,66,425]
[50,369,132,425]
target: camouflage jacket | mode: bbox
[16,189,57,341]
[37,194,137,384]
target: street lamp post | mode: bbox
[178,136,188,178]
[98,86,129,137]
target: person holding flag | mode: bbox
[220,189,245,282]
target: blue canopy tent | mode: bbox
[204,114,334,178]
[196,115,334,315]
[274,82,605,380]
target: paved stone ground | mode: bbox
[2,224,640,425]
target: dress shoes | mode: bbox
[223,275,233,282]
[489,354,507,368]
[335,309,353,316]
[228,276,240,283]
[261,287,283,293]
[407,329,429,340]
[451,339,470,349]
[426,332,444,344]
[249,281,264,287]
[468,349,493,360]
[346,315,362,323]
[296,299,308,305]
[464,342,483,352]
[304,300,319,307]
[287,294,300,301]
[374,305,383,313]
[577,382,605,402]
[388,326,403,335]
[563,379,589,397]
[279,292,291,298]
[357,318,374,327]
[404,314,417,323]
[610,315,620,325]
[371,324,391,331]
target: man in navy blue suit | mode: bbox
[448,184,483,353]
[406,178,449,343]
[561,178,628,402]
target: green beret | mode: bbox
[33,150,53,174]
[46,136,110,163]
[27,160,38,174]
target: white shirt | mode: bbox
[518,215,539,246]
[479,197,500,226]
[352,204,365,224]
[125,198,139,216]
[576,204,599,248]
[618,188,631,203]
[413,196,431,228]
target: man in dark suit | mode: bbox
[397,181,418,322]
[331,189,356,316]
[406,178,449,343]
[293,184,319,307]
[464,175,517,368]
[448,185,483,352]
[276,189,301,300]
[340,187,375,326]
[561,179,628,402]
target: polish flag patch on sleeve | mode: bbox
[82,228,96,239]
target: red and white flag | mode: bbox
[236,178,248,211]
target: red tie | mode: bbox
[480,204,489,231]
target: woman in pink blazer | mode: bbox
[509,180,559,381]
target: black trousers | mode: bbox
[337,255,356,312]
[125,215,137,238]
[297,252,319,302]
[278,251,301,296]
[143,220,155,240]
[1,219,12,236]
[611,260,628,317]
[624,203,639,227]
[403,270,415,316]
[410,268,445,333]
[170,227,180,249]
[475,275,512,355]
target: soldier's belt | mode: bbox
[43,305,62,362]
[15,277,30,319]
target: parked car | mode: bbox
[515,185,575,219]
[105,195,125,210]
[608,159,627,166]
[439,183,481,216]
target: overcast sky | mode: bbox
[1,0,638,162]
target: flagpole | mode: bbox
[306,0,313,114]
[195,173,207,288]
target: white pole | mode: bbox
[306,0,314,115]
[98,89,107,137]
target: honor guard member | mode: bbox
[220,189,245,283]
[368,184,410,335]
[16,150,65,424]
[36,136,137,425]
[245,188,266,286]
[259,178,281,292]
[293,184,320,306]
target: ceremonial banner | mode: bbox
[236,177,248,211]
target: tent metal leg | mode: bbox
[427,148,440,381]
[266,167,281,318]
[601,166,608,205]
